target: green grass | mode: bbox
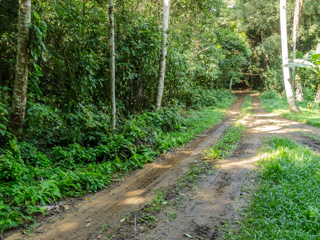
[260,91,320,127]
[223,138,320,239]
[241,95,253,116]
[205,124,245,159]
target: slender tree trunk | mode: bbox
[155,0,170,110]
[295,74,304,101]
[314,43,320,102]
[292,0,303,95]
[10,0,31,138]
[280,0,300,112]
[314,83,320,102]
[109,0,116,130]
[229,79,233,90]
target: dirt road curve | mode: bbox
[5,92,320,240]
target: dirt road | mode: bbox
[6,92,320,240]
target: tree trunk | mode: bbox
[314,83,320,102]
[10,0,31,138]
[109,0,116,130]
[155,0,170,110]
[292,0,303,88]
[295,74,304,101]
[314,43,320,102]
[280,0,300,113]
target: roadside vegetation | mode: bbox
[260,91,320,127]
[221,138,320,239]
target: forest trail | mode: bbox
[5,92,320,240]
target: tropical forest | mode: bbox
[1,0,320,239]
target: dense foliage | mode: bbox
[235,0,320,95]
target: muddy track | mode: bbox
[6,92,320,240]
[5,94,246,240]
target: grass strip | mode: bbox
[205,124,245,159]
[241,95,253,116]
[222,138,320,239]
[260,91,320,127]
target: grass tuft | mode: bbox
[206,124,245,159]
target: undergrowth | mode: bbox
[221,138,320,239]
[205,124,245,159]
[0,89,236,232]
[260,91,320,127]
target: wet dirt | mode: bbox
[5,92,320,240]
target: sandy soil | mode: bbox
[5,92,320,240]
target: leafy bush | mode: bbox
[0,140,25,181]
[260,90,279,99]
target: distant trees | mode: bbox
[156,0,170,110]
[10,0,31,137]
[237,0,320,99]
[0,0,251,141]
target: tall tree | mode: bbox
[314,43,320,102]
[10,0,31,138]
[280,0,300,112]
[292,0,303,101]
[155,0,170,110]
[109,0,116,130]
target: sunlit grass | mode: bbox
[260,92,320,127]
[241,95,253,116]
[221,138,320,239]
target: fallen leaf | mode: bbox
[97,234,102,239]
[86,222,91,227]
[64,205,70,210]
[120,218,126,223]
[184,233,193,238]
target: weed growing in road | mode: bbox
[222,138,320,239]
[145,190,169,213]
[241,95,253,116]
[260,91,320,127]
[206,124,245,159]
